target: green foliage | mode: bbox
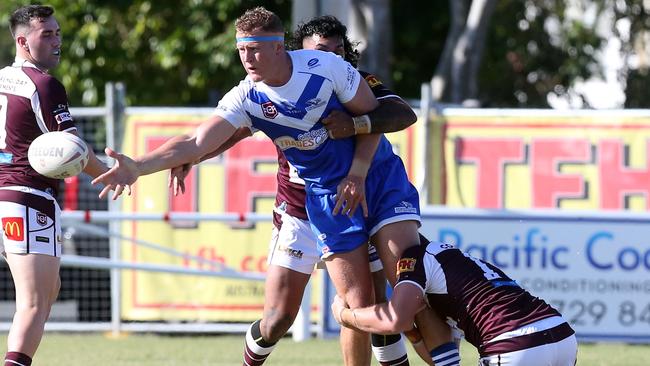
[391,0,605,107]
[0,0,291,106]
[0,1,623,108]
[390,1,450,99]
[479,0,603,107]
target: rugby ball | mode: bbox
[28,131,89,179]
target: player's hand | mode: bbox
[333,174,368,218]
[331,295,349,326]
[92,147,140,200]
[168,163,192,196]
[323,110,355,139]
[403,324,434,365]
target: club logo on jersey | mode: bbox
[395,201,417,214]
[307,58,320,68]
[364,75,382,88]
[36,212,48,226]
[261,101,278,119]
[274,128,328,151]
[2,217,24,242]
[396,258,416,275]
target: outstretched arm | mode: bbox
[92,115,237,199]
[169,127,252,195]
[68,129,108,179]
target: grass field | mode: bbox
[13,333,649,365]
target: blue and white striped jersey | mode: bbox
[214,49,395,195]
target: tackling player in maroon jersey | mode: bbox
[332,241,578,366]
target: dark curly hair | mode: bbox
[289,15,360,67]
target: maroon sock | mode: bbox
[4,352,32,366]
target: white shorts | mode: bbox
[0,186,62,257]
[478,335,577,366]
[479,317,577,366]
[267,212,383,274]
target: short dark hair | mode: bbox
[289,15,360,67]
[10,5,55,39]
[235,6,283,34]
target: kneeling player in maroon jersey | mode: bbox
[332,241,578,366]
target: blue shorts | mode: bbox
[306,157,420,257]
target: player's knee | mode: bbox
[261,313,295,342]
[15,301,51,322]
[50,278,61,305]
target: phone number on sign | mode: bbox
[549,299,650,327]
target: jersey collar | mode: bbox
[12,57,47,72]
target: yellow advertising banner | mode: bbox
[435,111,650,211]
[120,112,419,322]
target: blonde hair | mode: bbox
[235,6,283,34]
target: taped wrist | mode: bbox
[353,114,372,134]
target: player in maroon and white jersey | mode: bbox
[0,6,107,366]
[332,241,578,366]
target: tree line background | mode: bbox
[0,0,647,108]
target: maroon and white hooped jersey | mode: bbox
[272,70,401,228]
[396,242,568,356]
[0,58,76,194]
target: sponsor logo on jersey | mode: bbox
[277,245,304,259]
[307,58,320,68]
[397,258,416,274]
[364,75,382,88]
[0,152,13,164]
[261,101,278,119]
[52,104,73,124]
[54,111,72,124]
[305,97,325,110]
[35,236,50,243]
[395,201,417,214]
[36,212,48,226]
[346,64,357,91]
[2,217,24,242]
[53,104,68,114]
[274,128,328,151]
[279,101,303,117]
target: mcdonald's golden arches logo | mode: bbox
[2,217,24,242]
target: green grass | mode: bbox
[12,333,649,365]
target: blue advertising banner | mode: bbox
[321,207,650,343]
